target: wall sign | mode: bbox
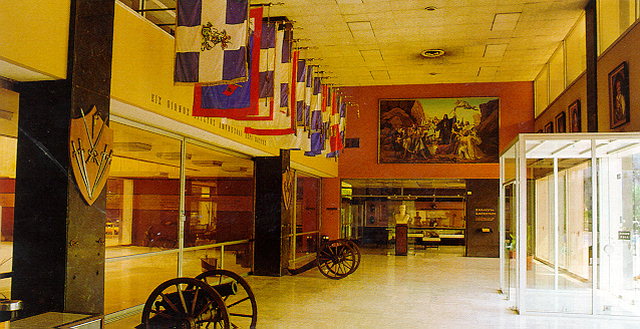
[474,208,496,222]
[618,231,631,240]
[69,106,113,205]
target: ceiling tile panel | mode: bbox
[143,0,589,86]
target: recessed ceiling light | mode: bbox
[420,49,445,58]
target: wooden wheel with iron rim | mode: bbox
[317,240,358,279]
[195,270,258,329]
[337,239,361,275]
[140,277,230,329]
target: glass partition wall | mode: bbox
[0,88,18,299]
[105,118,254,316]
[290,173,321,267]
[500,133,640,316]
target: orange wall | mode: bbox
[321,178,341,239]
[339,82,534,179]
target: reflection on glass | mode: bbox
[503,183,517,302]
[104,253,178,314]
[526,158,593,314]
[0,105,19,297]
[182,243,252,279]
[185,143,254,246]
[598,152,640,316]
[291,174,321,263]
[295,233,318,259]
[296,175,320,233]
[106,123,182,256]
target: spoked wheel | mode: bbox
[317,240,358,279]
[336,239,361,275]
[140,277,230,329]
[195,270,258,329]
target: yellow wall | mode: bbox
[111,3,337,177]
[0,1,70,79]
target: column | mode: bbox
[253,150,293,276]
[12,0,114,317]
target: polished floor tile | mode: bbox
[105,247,640,328]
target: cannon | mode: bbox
[138,269,258,329]
[316,239,361,279]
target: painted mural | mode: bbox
[378,97,499,163]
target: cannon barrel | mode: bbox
[211,281,238,297]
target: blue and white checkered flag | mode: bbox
[175,0,249,84]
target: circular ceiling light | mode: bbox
[420,49,445,58]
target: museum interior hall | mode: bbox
[4,0,640,328]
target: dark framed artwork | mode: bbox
[569,100,581,132]
[378,97,499,163]
[609,62,630,129]
[544,121,554,133]
[555,111,567,133]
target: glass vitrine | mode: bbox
[500,133,640,316]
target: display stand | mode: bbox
[395,224,408,255]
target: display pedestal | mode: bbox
[395,224,408,256]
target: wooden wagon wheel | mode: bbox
[317,240,358,279]
[140,277,230,329]
[195,270,258,329]
[337,239,361,275]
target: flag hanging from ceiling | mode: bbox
[245,22,296,135]
[294,58,307,128]
[192,7,263,117]
[175,0,250,84]
[304,76,325,156]
[327,93,346,158]
[235,20,279,121]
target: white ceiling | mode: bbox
[266,0,588,86]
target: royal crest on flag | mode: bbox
[192,7,262,117]
[175,0,250,84]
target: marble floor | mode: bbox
[105,247,640,328]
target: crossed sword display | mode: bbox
[70,108,112,200]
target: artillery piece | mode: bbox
[316,239,361,279]
[138,269,257,329]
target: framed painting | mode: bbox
[544,121,554,133]
[569,100,581,132]
[378,97,499,163]
[555,111,566,133]
[609,62,630,129]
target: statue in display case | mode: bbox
[394,204,410,255]
[394,204,411,225]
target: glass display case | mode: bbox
[500,133,640,316]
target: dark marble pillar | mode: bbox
[253,150,292,276]
[586,0,598,132]
[12,0,114,317]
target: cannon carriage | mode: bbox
[316,239,361,280]
[138,269,257,329]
